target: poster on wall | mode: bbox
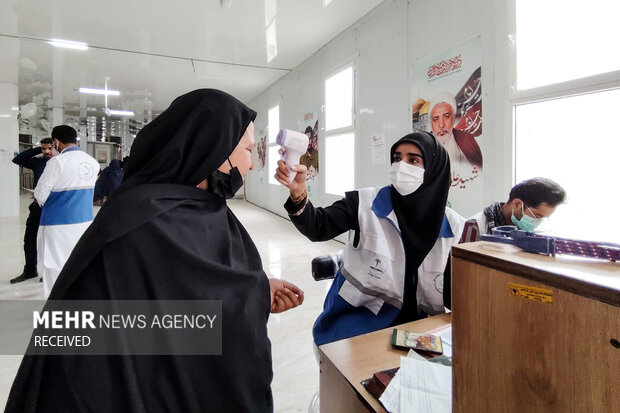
[298,107,320,201]
[410,35,482,215]
[254,123,267,184]
[371,133,385,164]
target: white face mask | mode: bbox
[389,161,424,196]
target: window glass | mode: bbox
[515,88,620,242]
[325,66,353,131]
[325,133,354,195]
[516,0,620,90]
[268,105,279,144]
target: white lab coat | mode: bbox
[34,147,99,298]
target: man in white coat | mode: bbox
[34,125,100,298]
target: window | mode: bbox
[324,64,355,195]
[512,1,620,243]
[325,132,354,195]
[268,105,280,185]
[325,66,353,131]
[516,0,620,90]
[515,90,620,242]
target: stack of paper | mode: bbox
[379,326,452,413]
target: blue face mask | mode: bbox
[511,204,542,232]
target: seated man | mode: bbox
[470,177,566,234]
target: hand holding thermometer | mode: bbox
[276,129,309,183]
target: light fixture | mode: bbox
[106,109,134,117]
[266,20,278,62]
[48,39,88,50]
[0,114,12,118]
[79,88,120,96]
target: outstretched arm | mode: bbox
[275,160,359,242]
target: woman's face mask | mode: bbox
[511,203,543,232]
[207,159,244,199]
[389,161,424,196]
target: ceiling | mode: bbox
[2,0,384,130]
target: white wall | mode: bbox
[246,0,512,221]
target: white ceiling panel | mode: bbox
[1,0,385,132]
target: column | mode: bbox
[0,0,20,218]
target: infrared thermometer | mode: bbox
[276,129,309,183]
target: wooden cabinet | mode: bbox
[452,242,620,413]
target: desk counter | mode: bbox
[317,313,451,413]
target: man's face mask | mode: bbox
[206,159,243,199]
[389,161,424,196]
[511,203,543,232]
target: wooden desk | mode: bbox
[317,313,451,413]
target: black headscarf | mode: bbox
[122,88,256,190]
[6,89,273,412]
[389,131,450,322]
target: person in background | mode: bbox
[10,138,56,283]
[34,125,99,298]
[470,177,566,234]
[275,131,465,346]
[93,157,126,206]
[6,89,303,413]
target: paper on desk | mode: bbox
[379,353,452,413]
[378,350,427,412]
[400,357,451,413]
[406,349,427,361]
[379,367,401,413]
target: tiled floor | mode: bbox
[0,194,342,412]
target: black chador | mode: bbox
[6,89,274,412]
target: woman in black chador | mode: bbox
[6,89,303,413]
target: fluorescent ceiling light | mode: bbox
[0,114,12,118]
[107,109,134,116]
[79,88,120,96]
[266,20,278,62]
[264,0,277,26]
[48,39,88,50]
